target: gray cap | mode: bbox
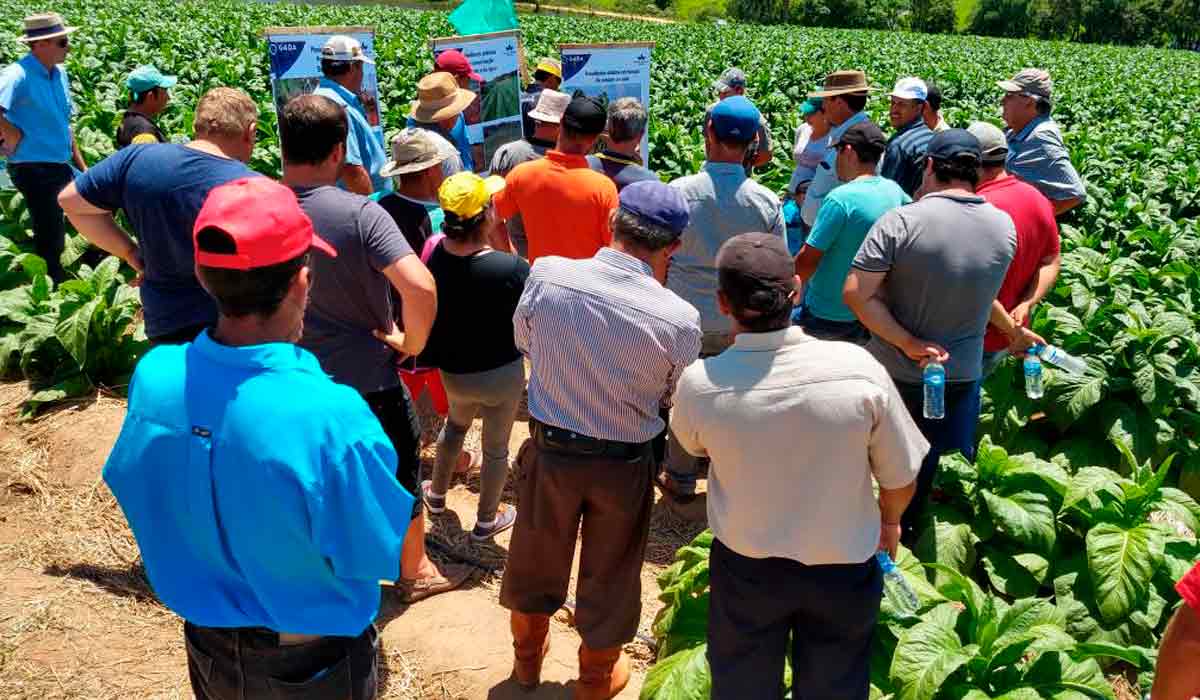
[713,67,747,93]
[997,68,1052,101]
[967,121,1008,164]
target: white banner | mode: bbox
[558,42,654,167]
[430,30,524,171]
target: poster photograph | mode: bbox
[558,42,654,166]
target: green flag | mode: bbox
[449,0,519,35]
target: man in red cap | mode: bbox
[103,176,415,699]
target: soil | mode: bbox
[0,382,707,699]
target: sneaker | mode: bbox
[470,504,518,542]
[394,562,474,604]
[421,480,447,515]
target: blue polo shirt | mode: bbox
[0,53,74,164]
[1006,115,1086,204]
[314,78,392,195]
[407,113,474,172]
[104,332,414,636]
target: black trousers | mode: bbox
[364,383,423,518]
[185,622,378,700]
[708,539,882,700]
[8,161,73,283]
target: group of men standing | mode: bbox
[2,10,1109,700]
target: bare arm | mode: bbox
[843,269,948,365]
[339,164,373,196]
[794,244,824,284]
[1011,253,1061,326]
[1052,196,1081,216]
[0,111,21,153]
[485,207,513,254]
[877,482,916,559]
[70,133,87,172]
[377,255,436,358]
[57,182,143,275]
[1151,604,1200,700]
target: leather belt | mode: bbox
[530,420,650,460]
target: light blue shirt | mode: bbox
[1005,115,1086,203]
[0,54,74,163]
[668,162,786,333]
[104,332,414,636]
[801,110,869,226]
[315,78,392,194]
[407,113,474,172]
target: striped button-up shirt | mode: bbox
[881,117,934,196]
[514,247,702,444]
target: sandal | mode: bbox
[470,504,518,542]
[394,562,474,604]
[420,480,446,514]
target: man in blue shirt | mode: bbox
[59,87,259,345]
[998,68,1086,216]
[408,71,476,173]
[801,70,875,227]
[104,176,414,700]
[314,35,390,196]
[0,13,88,282]
[880,77,934,196]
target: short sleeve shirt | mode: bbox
[315,79,392,194]
[586,151,660,191]
[881,118,934,196]
[852,192,1016,384]
[375,192,442,254]
[295,186,414,395]
[1005,116,1086,203]
[802,111,869,226]
[407,114,474,173]
[116,111,165,148]
[1177,562,1200,612]
[74,144,256,338]
[804,176,910,323]
[0,54,74,163]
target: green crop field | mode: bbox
[1,0,1199,697]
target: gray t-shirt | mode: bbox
[294,185,415,395]
[852,192,1016,384]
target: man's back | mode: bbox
[672,328,927,564]
[852,192,1016,384]
[1005,116,1086,204]
[294,185,414,394]
[493,151,618,263]
[586,152,659,191]
[668,163,785,332]
[73,143,254,337]
[516,249,701,443]
[881,119,933,195]
[104,334,411,636]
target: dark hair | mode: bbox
[611,208,679,253]
[321,59,354,78]
[835,93,868,113]
[280,94,349,166]
[441,206,489,242]
[533,69,555,83]
[843,142,883,166]
[720,282,793,333]
[926,84,942,112]
[1036,99,1052,116]
[195,227,308,318]
[931,156,980,187]
[131,87,161,105]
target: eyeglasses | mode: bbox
[55,37,69,48]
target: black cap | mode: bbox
[834,121,887,153]
[562,95,606,135]
[716,233,795,315]
[928,128,982,163]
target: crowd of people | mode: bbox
[5,10,1199,700]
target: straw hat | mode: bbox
[380,128,448,178]
[808,70,877,98]
[410,72,476,124]
[17,13,78,43]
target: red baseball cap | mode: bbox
[193,177,336,270]
[435,49,483,83]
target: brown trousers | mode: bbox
[499,434,655,648]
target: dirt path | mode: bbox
[0,383,705,699]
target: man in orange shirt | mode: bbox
[493,95,617,263]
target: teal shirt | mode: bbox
[804,176,910,322]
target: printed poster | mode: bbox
[558,42,654,167]
[264,26,386,150]
[430,30,525,172]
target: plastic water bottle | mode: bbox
[1024,349,1044,399]
[876,551,920,615]
[923,362,945,420]
[1036,344,1087,375]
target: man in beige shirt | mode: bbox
[671,232,928,700]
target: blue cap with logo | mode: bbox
[618,180,690,236]
[126,65,177,99]
[708,95,761,143]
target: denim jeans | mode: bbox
[793,306,870,345]
[895,379,982,537]
[8,162,73,283]
[185,622,378,700]
[432,358,525,523]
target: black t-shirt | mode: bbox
[420,244,530,374]
[375,193,436,254]
[116,111,166,148]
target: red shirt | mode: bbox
[493,150,618,264]
[1178,561,1200,612]
[977,174,1060,352]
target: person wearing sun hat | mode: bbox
[433,49,485,169]
[520,56,562,136]
[375,128,450,253]
[408,71,478,173]
[801,69,877,227]
[881,77,934,196]
[1,12,87,283]
[117,65,177,148]
[103,175,416,699]
[997,67,1085,216]
[417,171,529,544]
[313,34,390,196]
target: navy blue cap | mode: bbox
[708,96,761,143]
[619,180,690,235]
[927,128,982,163]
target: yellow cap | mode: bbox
[534,57,562,80]
[439,172,505,219]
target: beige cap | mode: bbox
[379,128,448,178]
[18,13,77,43]
[527,88,569,125]
[997,68,1052,100]
[410,72,476,124]
[967,121,1008,164]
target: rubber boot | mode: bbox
[511,611,551,689]
[576,643,630,700]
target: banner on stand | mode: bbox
[558,42,654,167]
